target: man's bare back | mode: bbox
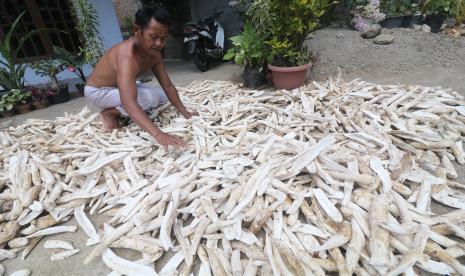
[86,38,160,89]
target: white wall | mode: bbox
[92,0,124,50]
[13,0,122,90]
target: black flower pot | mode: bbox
[380,16,410,28]
[75,83,85,96]
[404,14,423,28]
[0,110,15,118]
[243,66,266,88]
[49,86,70,104]
[32,100,50,110]
[424,14,446,33]
[15,103,32,114]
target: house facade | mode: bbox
[111,1,243,60]
[0,0,122,90]
[0,0,243,91]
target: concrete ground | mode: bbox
[2,31,465,274]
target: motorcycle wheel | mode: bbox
[193,49,209,72]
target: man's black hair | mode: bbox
[135,6,171,29]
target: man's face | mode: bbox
[135,19,169,54]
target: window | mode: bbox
[0,0,82,61]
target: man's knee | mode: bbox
[148,87,167,106]
[151,87,168,105]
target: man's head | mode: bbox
[134,6,171,53]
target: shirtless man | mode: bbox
[84,7,197,150]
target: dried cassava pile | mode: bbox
[1,77,465,275]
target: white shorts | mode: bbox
[84,83,168,117]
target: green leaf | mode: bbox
[229,35,243,46]
[235,54,244,66]
[0,12,54,90]
[4,11,27,57]
[14,28,48,58]
[223,51,235,61]
[264,0,332,66]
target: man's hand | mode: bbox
[154,132,186,151]
[182,110,199,119]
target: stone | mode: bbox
[440,23,448,31]
[361,24,381,39]
[413,24,422,31]
[422,24,431,33]
[446,29,461,38]
[374,34,394,45]
[460,29,465,36]
[381,28,392,34]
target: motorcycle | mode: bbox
[183,11,225,72]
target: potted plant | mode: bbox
[421,0,448,32]
[30,59,70,104]
[30,87,50,109]
[0,12,42,91]
[48,86,70,105]
[224,24,272,88]
[50,0,104,95]
[404,9,423,28]
[380,0,421,28]
[53,45,87,95]
[266,0,333,89]
[351,0,386,31]
[0,93,17,117]
[10,89,32,114]
[421,0,464,32]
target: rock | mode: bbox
[336,33,344,38]
[361,24,381,39]
[381,28,392,34]
[374,34,394,45]
[422,24,431,33]
[460,29,465,36]
[446,29,461,38]
[440,23,448,31]
[413,24,422,31]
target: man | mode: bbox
[84,6,197,150]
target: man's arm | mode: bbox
[118,57,186,149]
[151,59,197,119]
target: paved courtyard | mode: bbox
[1,56,464,275]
